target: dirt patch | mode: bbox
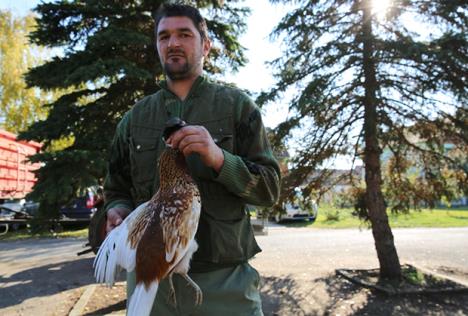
[80,284,126,315]
[260,272,468,316]
[337,264,468,295]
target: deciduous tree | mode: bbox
[263,0,467,279]
[0,11,49,133]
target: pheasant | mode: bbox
[94,118,202,316]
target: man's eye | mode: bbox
[180,33,191,38]
[159,35,169,41]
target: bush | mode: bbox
[324,210,340,221]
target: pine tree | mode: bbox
[21,0,249,218]
[263,0,467,279]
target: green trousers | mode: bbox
[127,263,263,316]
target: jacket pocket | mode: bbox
[195,116,234,152]
[129,136,160,184]
[194,210,261,264]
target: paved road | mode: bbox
[1,227,467,315]
[0,239,95,316]
[251,226,468,275]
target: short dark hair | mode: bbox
[154,4,209,41]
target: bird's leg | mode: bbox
[180,273,203,305]
[167,273,177,307]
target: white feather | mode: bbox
[127,281,159,316]
[93,202,149,286]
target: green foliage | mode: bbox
[21,0,249,218]
[323,209,340,222]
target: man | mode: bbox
[104,4,280,315]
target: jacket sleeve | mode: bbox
[214,95,281,206]
[103,112,134,213]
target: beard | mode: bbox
[161,47,202,81]
[163,60,191,80]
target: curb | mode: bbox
[69,284,97,316]
[336,264,468,295]
[409,262,468,288]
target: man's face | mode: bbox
[156,16,210,81]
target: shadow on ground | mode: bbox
[83,299,126,316]
[0,257,94,309]
[260,273,468,316]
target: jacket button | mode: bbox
[136,145,141,150]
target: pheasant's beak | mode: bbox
[164,141,172,148]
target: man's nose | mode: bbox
[168,35,180,47]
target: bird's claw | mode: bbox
[194,286,203,306]
[181,273,203,306]
[167,275,177,307]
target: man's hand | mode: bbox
[106,207,131,234]
[167,125,224,173]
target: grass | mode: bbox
[0,224,88,241]
[2,206,468,240]
[283,205,468,229]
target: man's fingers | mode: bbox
[178,135,206,152]
[105,207,129,234]
[181,142,206,157]
[170,126,208,148]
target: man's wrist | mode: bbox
[211,147,225,173]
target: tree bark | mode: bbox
[360,0,401,280]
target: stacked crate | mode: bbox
[0,130,41,199]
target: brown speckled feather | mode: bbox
[131,148,201,288]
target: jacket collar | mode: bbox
[158,75,206,100]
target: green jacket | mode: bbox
[104,75,281,272]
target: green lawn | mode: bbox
[0,225,88,241]
[2,206,468,240]
[284,205,468,229]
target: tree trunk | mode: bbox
[361,0,401,280]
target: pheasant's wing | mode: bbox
[160,189,201,265]
[94,201,150,286]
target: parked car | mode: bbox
[21,201,40,217]
[0,204,32,231]
[59,186,103,220]
[273,200,318,223]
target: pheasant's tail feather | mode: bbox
[127,281,159,316]
[94,224,134,286]
[93,204,146,286]
[93,227,120,286]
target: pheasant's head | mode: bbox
[159,117,193,187]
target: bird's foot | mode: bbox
[167,274,177,307]
[181,273,203,305]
